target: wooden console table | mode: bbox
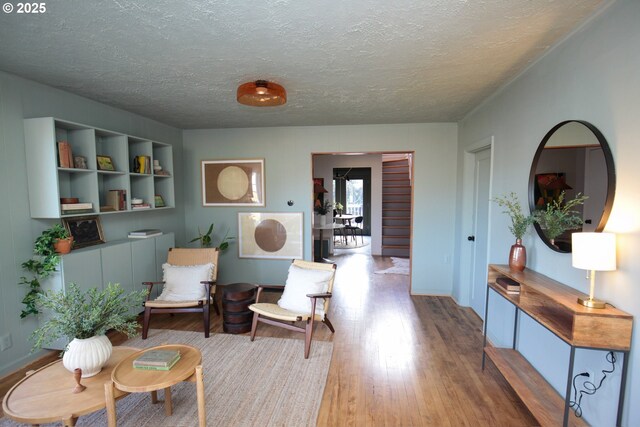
[482,264,632,427]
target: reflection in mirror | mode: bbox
[529,121,615,253]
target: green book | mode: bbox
[134,355,181,370]
[133,349,180,368]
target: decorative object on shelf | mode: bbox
[73,156,87,169]
[18,223,69,318]
[96,155,116,171]
[237,80,286,107]
[238,212,303,259]
[201,159,265,206]
[30,282,147,377]
[154,194,165,207]
[62,216,105,248]
[532,191,588,249]
[189,223,233,251]
[571,232,616,309]
[492,193,535,271]
[153,159,162,173]
[57,141,73,168]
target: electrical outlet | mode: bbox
[0,333,12,351]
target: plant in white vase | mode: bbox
[31,283,147,377]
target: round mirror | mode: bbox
[529,120,616,253]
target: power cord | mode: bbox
[569,351,617,418]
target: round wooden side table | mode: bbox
[222,283,257,334]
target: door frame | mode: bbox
[457,137,494,312]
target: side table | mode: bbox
[2,346,138,427]
[222,283,257,334]
[105,344,205,427]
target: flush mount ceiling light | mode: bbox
[237,80,287,107]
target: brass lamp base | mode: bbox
[577,296,606,309]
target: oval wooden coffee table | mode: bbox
[2,346,138,427]
[105,344,205,427]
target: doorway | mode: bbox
[334,167,371,235]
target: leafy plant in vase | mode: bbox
[533,191,588,248]
[31,282,147,377]
[189,223,234,251]
[314,200,332,225]
[493,193,535,271]
[19,223,73,318]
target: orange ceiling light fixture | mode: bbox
[237,80,287,107]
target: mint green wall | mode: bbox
[456,1,640,424]
[0,71,184,376]
[183,124,457,292]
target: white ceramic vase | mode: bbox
[62,335,113,378]
[319,214,327,226]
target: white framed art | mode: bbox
[238,212,303,259]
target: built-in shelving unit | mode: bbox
[24,117,174,219]
[483,264,632,427]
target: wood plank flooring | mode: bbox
[1,248,537,426]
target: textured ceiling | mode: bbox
[0,0,606,129]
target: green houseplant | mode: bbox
[19,223,73,318]
[533,191,588,245]
[314,199,333,226]
[189,223,233,251]
[31,282,147,377]
[493,193,536,271]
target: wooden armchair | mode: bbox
[142,248,219,339]
[249,259,337,358]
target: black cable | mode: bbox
[569,351,617,418]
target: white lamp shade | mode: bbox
[572,232,617,271]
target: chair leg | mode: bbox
[142,306,151,339]
[304,317,315,359]
[250,312,259,342]
[212,294,220,316]
[323,315,336,333]
[203,304,210,338]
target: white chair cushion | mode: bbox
[277,264,333,316]
[156,263,215,301]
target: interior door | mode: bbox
[470,148,492,318]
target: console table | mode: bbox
[482,264,632,427]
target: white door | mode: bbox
[470,148,492,318]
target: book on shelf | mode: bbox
[107,189,127,211]
[133,155,152,174]
[496,276,520,293]
[133,349,180,370]
[131,203,151,209]
[128,229,162,236]
[61,202,93,210]
[128,232,162,239]
[62,209,94,215]
[57,141,74,168]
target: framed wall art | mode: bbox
[238,212,303,259]
[62,216,106,249]
[96,155,115,171]
[201,159,265,206]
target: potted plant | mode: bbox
[533,191,588,247]
[314,199,333,225]
[189,223,233,251]
[493,193,536,271]
[31,282,147,377]
[335,202,344,216]
[19,223,73,318]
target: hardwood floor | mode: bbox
[1,248,537,426]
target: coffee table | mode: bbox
[105,344,205,427]
[2,346,138,427]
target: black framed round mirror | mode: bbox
[528,120,616,253]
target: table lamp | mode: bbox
[571,232,616,309]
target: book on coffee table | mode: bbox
[133,349,181,370]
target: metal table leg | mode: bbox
[482,286,490,370]
[563,346,576,427]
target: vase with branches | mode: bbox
[493,192,536,271]
[533,191,588,246]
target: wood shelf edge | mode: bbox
[484,347,587,427]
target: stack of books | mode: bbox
[496,277,520,294]
[131,203,151,210]
[128,229,162,238]
[133,349,181,371]
[133,155,152,174]
[61,202,93,215]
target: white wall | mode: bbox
[0,71,184,376]
[455,0,640,424]
[313,154,383,255]
[183,123,457,295]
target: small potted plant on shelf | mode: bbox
[43,223,74,254]
[493,192,535,271]
[314,199,333,225]
[533,191,588,247]
[189,223,234,251]
[31,282,147,377]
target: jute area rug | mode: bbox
[1,330,333,427]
